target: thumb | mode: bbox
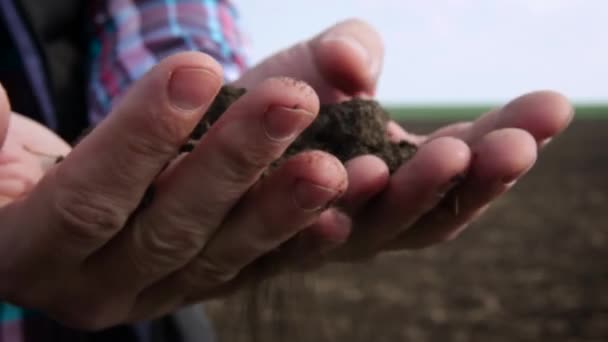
[234,18,384,103]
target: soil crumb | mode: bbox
[186,85,417,172]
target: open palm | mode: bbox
[234,19,573,264]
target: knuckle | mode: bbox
[217,134,278,180]
[123,124,179,161]
[183,256,237,290]
[144,97,194,145]
[54,181,127,243]
[156,108,194,144]
[130,219,206,277]
[121,102,192,160]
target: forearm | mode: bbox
[87,0,247,124]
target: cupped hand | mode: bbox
[0,52,348,329]
[234,19,574,265]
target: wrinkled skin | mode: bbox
[0,19,573,330]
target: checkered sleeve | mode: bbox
[88,0,248,125]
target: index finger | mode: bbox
[1,52,223,267]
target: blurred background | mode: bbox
[237,0,607,106]
[206,1,608,341]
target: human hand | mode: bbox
[0,52,348,329]
[234,19,574,264]
[0,111,71,206]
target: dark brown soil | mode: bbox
[184,85,417,172]
[205,119,608,342]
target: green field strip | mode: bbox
[385,105,608,121]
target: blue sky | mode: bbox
[234,0,607,104]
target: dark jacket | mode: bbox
[1,0,88,142]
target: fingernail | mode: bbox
[322,34,371,69]
[293,180,340,211]
[263,106,315,141]
[168,67,219,111]
[322,34,369,60]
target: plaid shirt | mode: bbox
[0,0,246,341]
[89,0,247,124]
